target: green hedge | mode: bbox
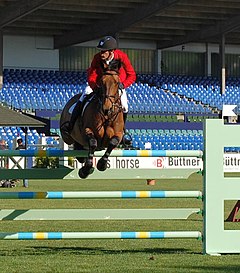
[34,157,74,168]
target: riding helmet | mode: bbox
[97,36,117,50]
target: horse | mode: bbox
[60,59,124,179]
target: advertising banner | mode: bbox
[75,154,240,172]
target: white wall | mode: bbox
[3,35,59,70]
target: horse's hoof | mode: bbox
[78,166,94,179]
[97,158,108,172]
[79,168,89,179]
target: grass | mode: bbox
[0,174,239,272]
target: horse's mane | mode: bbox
[102,59,121,73]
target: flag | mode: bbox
[222,105,237,117]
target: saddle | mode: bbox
[80,92,95,116]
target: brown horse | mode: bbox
[60,60,124,178]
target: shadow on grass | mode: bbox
[0,246,201,256]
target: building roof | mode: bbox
[0,0,240,49]
[0,105,45,127]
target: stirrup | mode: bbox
[122,132,132,146]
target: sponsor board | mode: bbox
[8,154,240,172]
[74,154,240,172]
[224,153,240,172]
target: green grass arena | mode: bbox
[0,176,240,273]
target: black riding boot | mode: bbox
[121,113,132,146]
[123,112,128,126]
[62,100,83,134]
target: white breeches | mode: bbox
[80,86,128,113]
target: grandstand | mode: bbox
[0,68,239,151]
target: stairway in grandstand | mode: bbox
[0,69,239,151]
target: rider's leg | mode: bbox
[123,112,128,126]
[120,89,132,146]
[121,111,132,146]
[68,100,83,130]
[120,88,128,131]
[61,100,82,134]
[62,86,93,134]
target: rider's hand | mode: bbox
[94,86,101,93]
[118,82,124,90]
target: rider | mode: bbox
[62,36,136,143]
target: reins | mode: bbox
[96,70,123,128]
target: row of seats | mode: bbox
[0,127,57,150]
[128,83,213,114]
[128,114,218,123]
[0,126,239,152]
[128,128,203,150]
[0,69,239,152]
[2,69,240,114]
[0,126,205,151]
[128,114,180,122]
[2,81,213,114]
[138,74,240,114]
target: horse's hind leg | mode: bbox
[79,134,97,179]
[97,136,119,171]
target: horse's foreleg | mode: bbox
[97,136,120,171]
[79,132,97,179]
[86,134,97,166]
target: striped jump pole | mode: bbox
[0,145,203,246]
[0,149,203,158]
[0,231,202,240]
[0,191,203,199]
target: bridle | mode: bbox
[99,70,123,119]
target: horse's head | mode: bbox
[100,59,122,115]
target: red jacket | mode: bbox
[87,49,136,90]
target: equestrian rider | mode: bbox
[62,36,136,141]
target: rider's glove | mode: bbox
[94,86,101,93]
[118,82,124,90]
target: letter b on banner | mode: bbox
[156,157,164,168]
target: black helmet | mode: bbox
[97,36,117,51]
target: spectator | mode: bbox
[14,138,27,187]
[0,139,7,168]
[16,138,26,150]
[0,139,7,150]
